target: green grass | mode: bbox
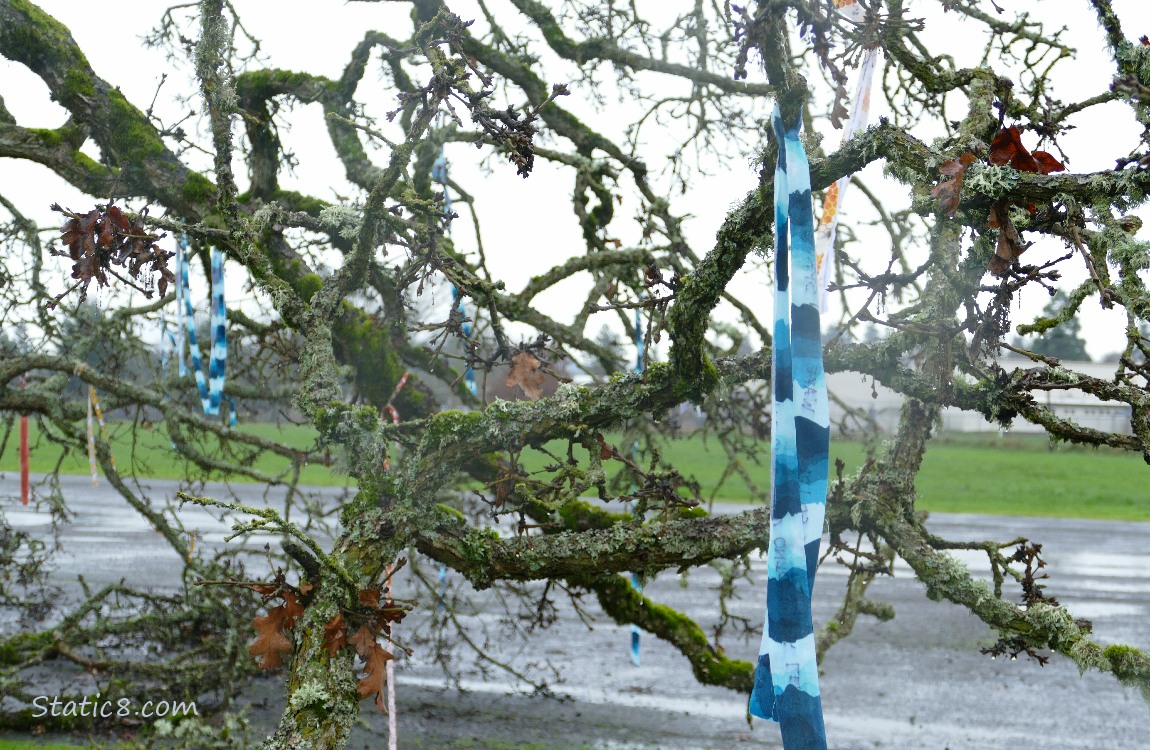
[525,431,1150,522]
[3,420,1148,521]
[0,741,103,750]
[0,419,352,487]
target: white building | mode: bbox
[827,357,1132,436]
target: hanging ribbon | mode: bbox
[87,385,97,485]
[434,142,464,611]
[435,141,478,400]
[451,286,477,397]
[159,322,180,448]
[384,563,398,750]
[815,2,880,312]
[159,321,176,381]
[749,105,830,749]
[175,245,187,378]
[628,307,644,667]
[177,236,230,418]
[19,377,29,506]
[86,386,116,485]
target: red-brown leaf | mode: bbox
[989,126,1025,167]
[987,201,1033,275]
[931,153,976,216]
[1031,151,1066,175]
[506,351,546,400]
[323,614,348,657]
[598,433,614,461]
[280,590,304,629]
[248,606,293,669]
[939,153,975,177]
[988,126,1063,174]
[353,632,393,712]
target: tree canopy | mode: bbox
[3,1,1150,748]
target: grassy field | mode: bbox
[2,420,1147,520]
[0,739,591,750]
[0,742,108,750]
[0,419,348,487]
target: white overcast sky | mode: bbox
[3,1,1150,360]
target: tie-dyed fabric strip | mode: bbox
[87,385,116,483]
[629,305,645,667]
[177,237,228,416]
[87,385,97,485]
[19,377,29,506]
[748,105,830,750]
[451,286,478,397]
[814,45,879,312]
[438,146,477,400]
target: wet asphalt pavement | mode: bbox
[2,473,1149,749]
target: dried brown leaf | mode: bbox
[356,639,393,712]
[987,201,1033,275]
[1031,151,1066,175]
[280,590,304,629]
[248,606,293,669]
[506,351,546,400]
[349,624,378,659]
[931,153,976,216]
[323,614,348,657]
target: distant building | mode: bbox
[828,357,1132,436]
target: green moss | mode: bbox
[61,66,94,100]
[297,273,323,302]
[330,303,406,409]
[28,126,63,147]
[338,481,384,530]
[182,172,217,205]
[434,502,466,522]
[424,409,487,448]
[1,2,91,101]
[0,630,53,666]
[1104,643,1148,677]
[103,88,167,163]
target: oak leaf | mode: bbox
[357,641,393,712]
[359,588,381,609]
[597,433,614,461]
[349,625,393,712]
[323,614,348,657]
[987,201,1033,275]
[248,606,293,669]
[280,590,305,629]
[349,624,378,658]
[931,152,976,216]
[506,351,546,400]
[988,126,1065,175]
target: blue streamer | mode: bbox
[628,306,645,666]
[748,105,829,749]
[435,140,468,600]
[436,144,477,399]
[177,237,229,418]
[159,322,179,449]
[451,286,478,397]
[175,244,187,378]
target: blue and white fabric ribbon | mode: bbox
[451,286,477,397]
[749,105,830,750]
[436,146,478,399]
[176,236,230,419]
[629,306,644,667]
